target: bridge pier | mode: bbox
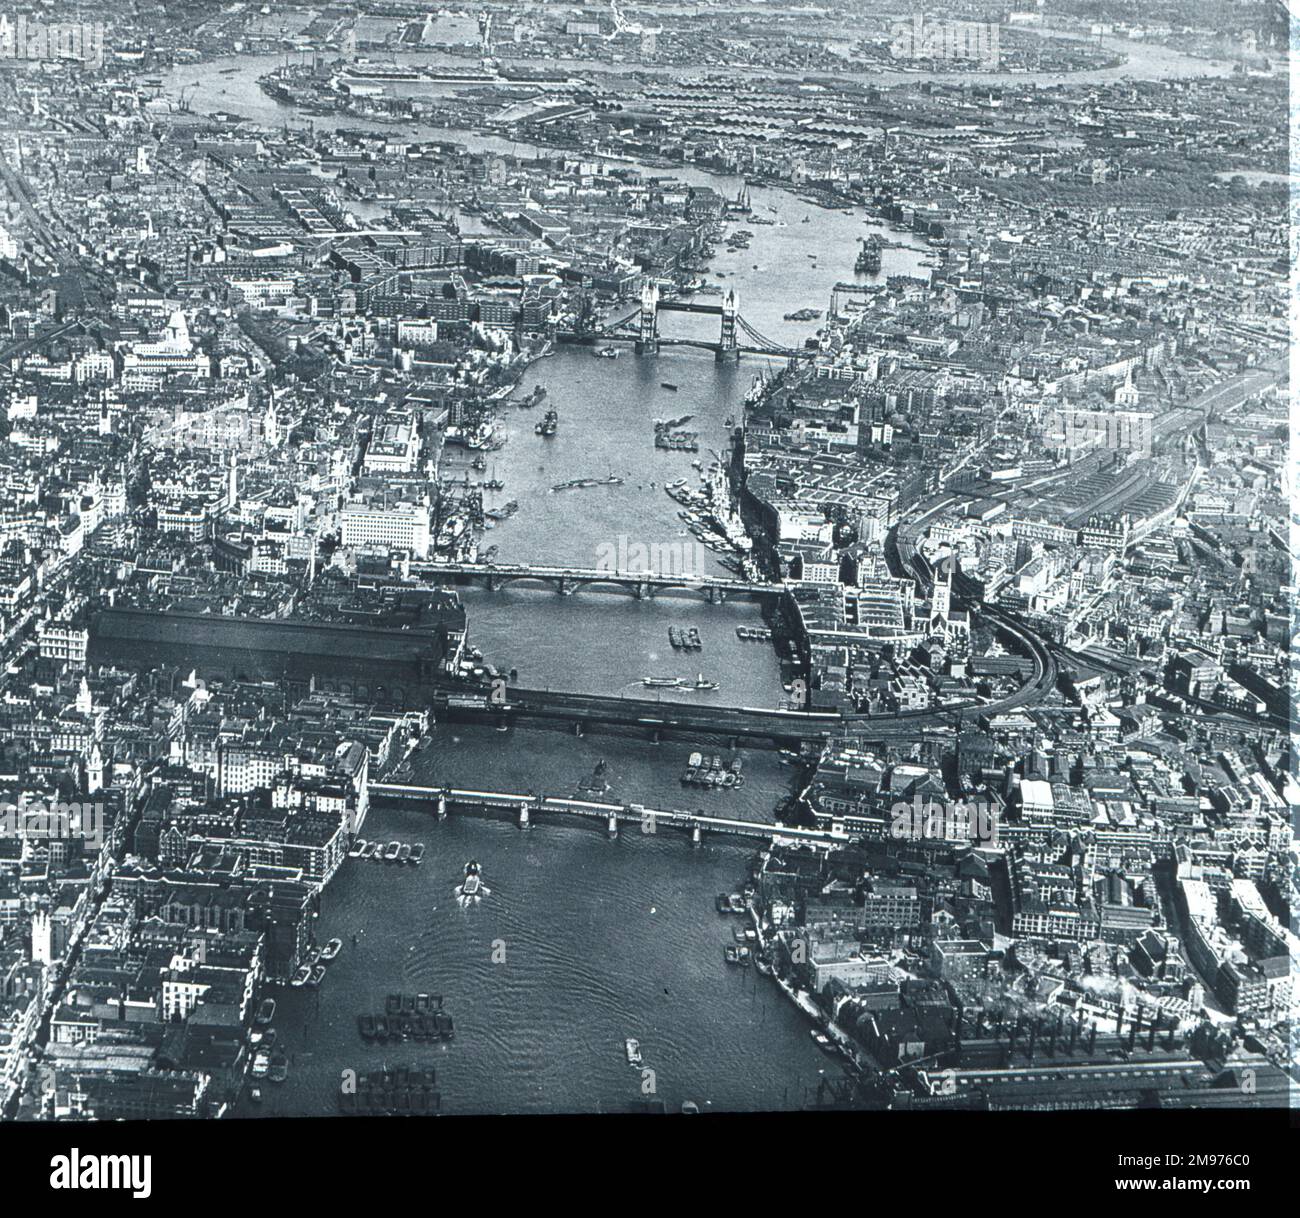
[436,792,447,820]
[636,280,659,355]
[691,824,702,847]
[556,577,573,596]
[518,801,530,829]
[607,813,618,838]
[573,721,584,738]
[707,586,727,604]
[651,728,661,744]
[633,580,649,600]
[486,574,498,592]
[716,288,740,362]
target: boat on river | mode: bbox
[856,235,882,273]
[455,860,490,905]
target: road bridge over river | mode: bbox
[371,781,853,845]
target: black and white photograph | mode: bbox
[0,0,1293,1199]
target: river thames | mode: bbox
[179,53,892,1115]
[167,43,1215,1115]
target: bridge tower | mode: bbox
[716,288,739,362]
[635,280,659,355]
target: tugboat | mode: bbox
[535,408,558,436]
[461,861,481,896]
[319,938,342,962]
[625,1038,643,1065]
[455,861,490,906]
[268,1051,289,1083]
[348,838,367,858]
[255,998,276,1025]
[410,843,425,865]
[290,965,311,988]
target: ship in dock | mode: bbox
[855,235,882,274]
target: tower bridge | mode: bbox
[559,282,809,361]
